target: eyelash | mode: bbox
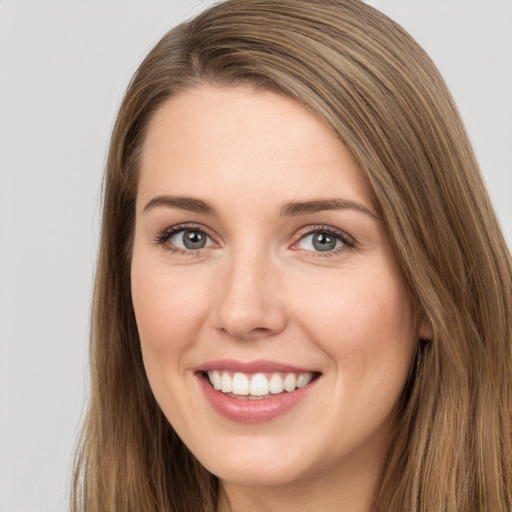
[293,225,355,257]
[154,223,355,257]
[154,223,214,255]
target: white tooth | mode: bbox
[250,373,270,396]
[296,372,313,388]
[283,373,296,392]
[232,372,250,395]
[211,370,222,390]
[221,372,233,393]
[269,373,284,394]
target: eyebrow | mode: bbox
[143,194,381,219]
[279,198,381,219]
[143,195,216,215]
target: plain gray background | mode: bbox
[0,1,510,511]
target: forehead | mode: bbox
[138,85,375,212]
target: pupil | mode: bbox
[313,232,336,251]
[183,230,206,249]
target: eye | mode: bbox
[171,229,211,250]
[156,225,214,252]
[293,227,354,254]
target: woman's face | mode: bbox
[131,86,428,494]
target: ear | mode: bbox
[418,314,433,341]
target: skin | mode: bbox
[131,86,432,512]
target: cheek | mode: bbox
[293,263,417,385]
[130,253,216,425]
[290,265,417,454]
[130,257,210,359]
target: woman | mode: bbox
[72,0,512,510]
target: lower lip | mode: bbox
[196,373,318,423]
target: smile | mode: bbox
[206,370,315,399]
[195,360,321,423]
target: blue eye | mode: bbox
[296,229,349,253]
[171,229,212,250]
[158,226,213,252]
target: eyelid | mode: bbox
[291,225,356,254]
[154,222,355,256]
[154,222,218,253]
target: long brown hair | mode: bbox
[72,1,512,510]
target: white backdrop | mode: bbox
[0,1,510,511]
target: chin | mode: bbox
[208,460,305,487]
[190,435,316,487]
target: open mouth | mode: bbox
[201,370,321,400]
[195,362,322,422]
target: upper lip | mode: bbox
[195,359,319,374]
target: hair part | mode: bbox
[73,1,512,510]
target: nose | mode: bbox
[212,249,287,341]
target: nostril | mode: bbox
[212,270,287,339]
[217,325,275,341]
